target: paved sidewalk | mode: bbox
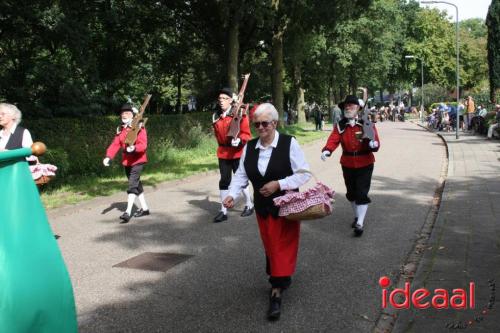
[394,131,500,332]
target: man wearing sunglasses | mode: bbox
[321,95,380,237]
[212,87,254,223]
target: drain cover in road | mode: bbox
[113,252,193,272]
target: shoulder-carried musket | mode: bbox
[358,87,375,141]
[125,94,152,146]
[227,74,250,139]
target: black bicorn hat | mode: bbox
[120,103,133,113]
[338,95,360,110]
[218,87,233,98]
[119,103,138,114]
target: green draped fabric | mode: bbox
[0,148,77,332]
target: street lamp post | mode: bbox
[421,0,459,139]
[405,55,424,123]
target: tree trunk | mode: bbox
[176,62,182,113]
[226,21,239,91]
[491,88,498,104]
[339,86,346,102]
[328,80,333,109]
[293,63,306,124]
[272,31,285,126]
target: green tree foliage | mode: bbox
[404,7,456,88]
[487,0,500,102]
[460,19,488,92]
[0,0,491,117]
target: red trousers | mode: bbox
[256,213,300,277]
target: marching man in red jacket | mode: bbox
[212,87,254,222]
[103,104,149,223]
[321,95,380,236]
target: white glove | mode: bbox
[103,157,111,167]
[321,151,331,161]
[126,145,135,153]
[231,138,241,147]
[369,140,379,149]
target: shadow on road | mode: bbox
[101,202,127,215]
[75,171,496,332]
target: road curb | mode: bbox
[372,122,449,333]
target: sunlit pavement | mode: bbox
[393,130,500,333]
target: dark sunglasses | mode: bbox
[253,121,273,128]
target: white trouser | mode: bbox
[487,123,499,138]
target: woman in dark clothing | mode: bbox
[0,103,34,151]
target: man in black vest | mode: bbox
[223,103,311,321]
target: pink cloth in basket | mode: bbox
[273,182,335,217]
[30,163,57,180]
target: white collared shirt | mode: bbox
[228,131,311,201]
[0,124,33,150]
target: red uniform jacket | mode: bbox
[106,126,148,166]
[322,121,380,168]
[212,113,251,160]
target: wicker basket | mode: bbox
[35,175,53,185]
[285,203,331,221]
[273,169,334,222]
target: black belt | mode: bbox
[218,144,233,147]
[342,150,371,156]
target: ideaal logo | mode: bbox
[379,276,475,309]
[379,276,496,329]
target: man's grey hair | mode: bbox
[0,103,22,125]
[254,103,279,121]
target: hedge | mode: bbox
[23,112,216,183]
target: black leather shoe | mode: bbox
[119,212,131,223]
[267,295,282,321]
[240,206,254,217]
[354,224,364,237]
[133,209,150,218]
[351,217,358,228]
[213,211,228,223]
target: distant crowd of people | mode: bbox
[426,96,500,140]
[301,100,415,130]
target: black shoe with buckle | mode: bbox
[119,212,131,223]
[351,217,358,228]
[354,224,364,237]
[133,209,150,218]
[213,211,228,223]
[267,293,282,321]
[240,206,254,217]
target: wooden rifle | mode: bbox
[125,94,152,146]
[358,87,375,140]
[227,74,250,139]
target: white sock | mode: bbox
[356,204,368,227]
[242,187,253,208]
[138,193,149,211]
[351,201,358,218]
[126,193,136,215]
[220,190,229,214]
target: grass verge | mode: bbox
[41,123,329,209]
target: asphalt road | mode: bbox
[48,120,445,332]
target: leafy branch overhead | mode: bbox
[0,0,494,116]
